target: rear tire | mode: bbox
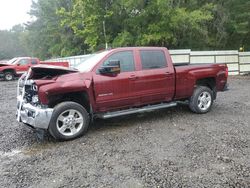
[189,86,213,114]
[48,102,90,141]
[4,71,14,81]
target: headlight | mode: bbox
[32,95,39,103]
[32,84,38,91]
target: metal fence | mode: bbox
[46,50,250,75]
[46,54,91,68]
[170,50,250,75]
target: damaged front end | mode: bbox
[16,70,54,130]
[16,65,79,130]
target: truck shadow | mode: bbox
[35,104,191,143]
[29,104,193,145]
[89,104,191,133]
[20,105,191,155]
[21,102,226,153]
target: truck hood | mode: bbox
[0,63,12,67]
[29,66,93,105]
[0,63,14,71]
[29,64,78,80]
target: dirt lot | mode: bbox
[0,76,249,188]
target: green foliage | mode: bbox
[0,25,28,60]
[224,0,250,50]
[58,0,215,51]
[112,31,134,47]
[0,0,249,60]
[25,0,87,59]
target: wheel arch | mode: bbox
[48,91,91,113]
[3,69,16,75]
[196,77,216,99]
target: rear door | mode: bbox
[93,50,139,111]
[135,49,175,104]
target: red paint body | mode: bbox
[0,57,69,78]
[33,47,228,113]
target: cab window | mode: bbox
[18,59,29,66]
[140,50,167,70]
[102,51,135,72]
[31,59,38,65]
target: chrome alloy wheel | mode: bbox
[5,73,13,81]
[56,109,84,137]
[197,91,212,111]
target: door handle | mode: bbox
[128,75,138,80]
[165,72,172,75]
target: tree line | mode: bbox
[0,0,249,60]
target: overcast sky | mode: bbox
[0,0,33,30]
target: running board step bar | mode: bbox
[96,102,177,119]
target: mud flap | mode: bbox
[223,83,229,91]
[35,128,46,142]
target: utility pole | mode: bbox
[103,21,108,49]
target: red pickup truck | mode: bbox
[0,57,69,81]
[16,47,228,141]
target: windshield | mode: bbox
[76,51,110,72]
[7,58,18,64]
[74,55,94,67]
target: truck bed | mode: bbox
[174,63,228,100]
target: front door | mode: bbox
[93,50,139,112]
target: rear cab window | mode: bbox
[31,59,38,65]
[140,50,167,70]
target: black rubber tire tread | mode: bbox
[189,86,213,114]
[48,101,90,141]
[4,71,14,81]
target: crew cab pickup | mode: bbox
[16,47,228,141]
[0,57,69,81]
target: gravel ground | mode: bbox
[0,76,249,188]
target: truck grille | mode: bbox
[17,77,39,105]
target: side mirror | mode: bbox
[99,60,121,75]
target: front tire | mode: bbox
[189,86,213,114]
[48,102,90,141]
[4,71,14,81]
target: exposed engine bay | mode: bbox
[28,65,78,80]
[18,65,78,107]
[17,79,40,109]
